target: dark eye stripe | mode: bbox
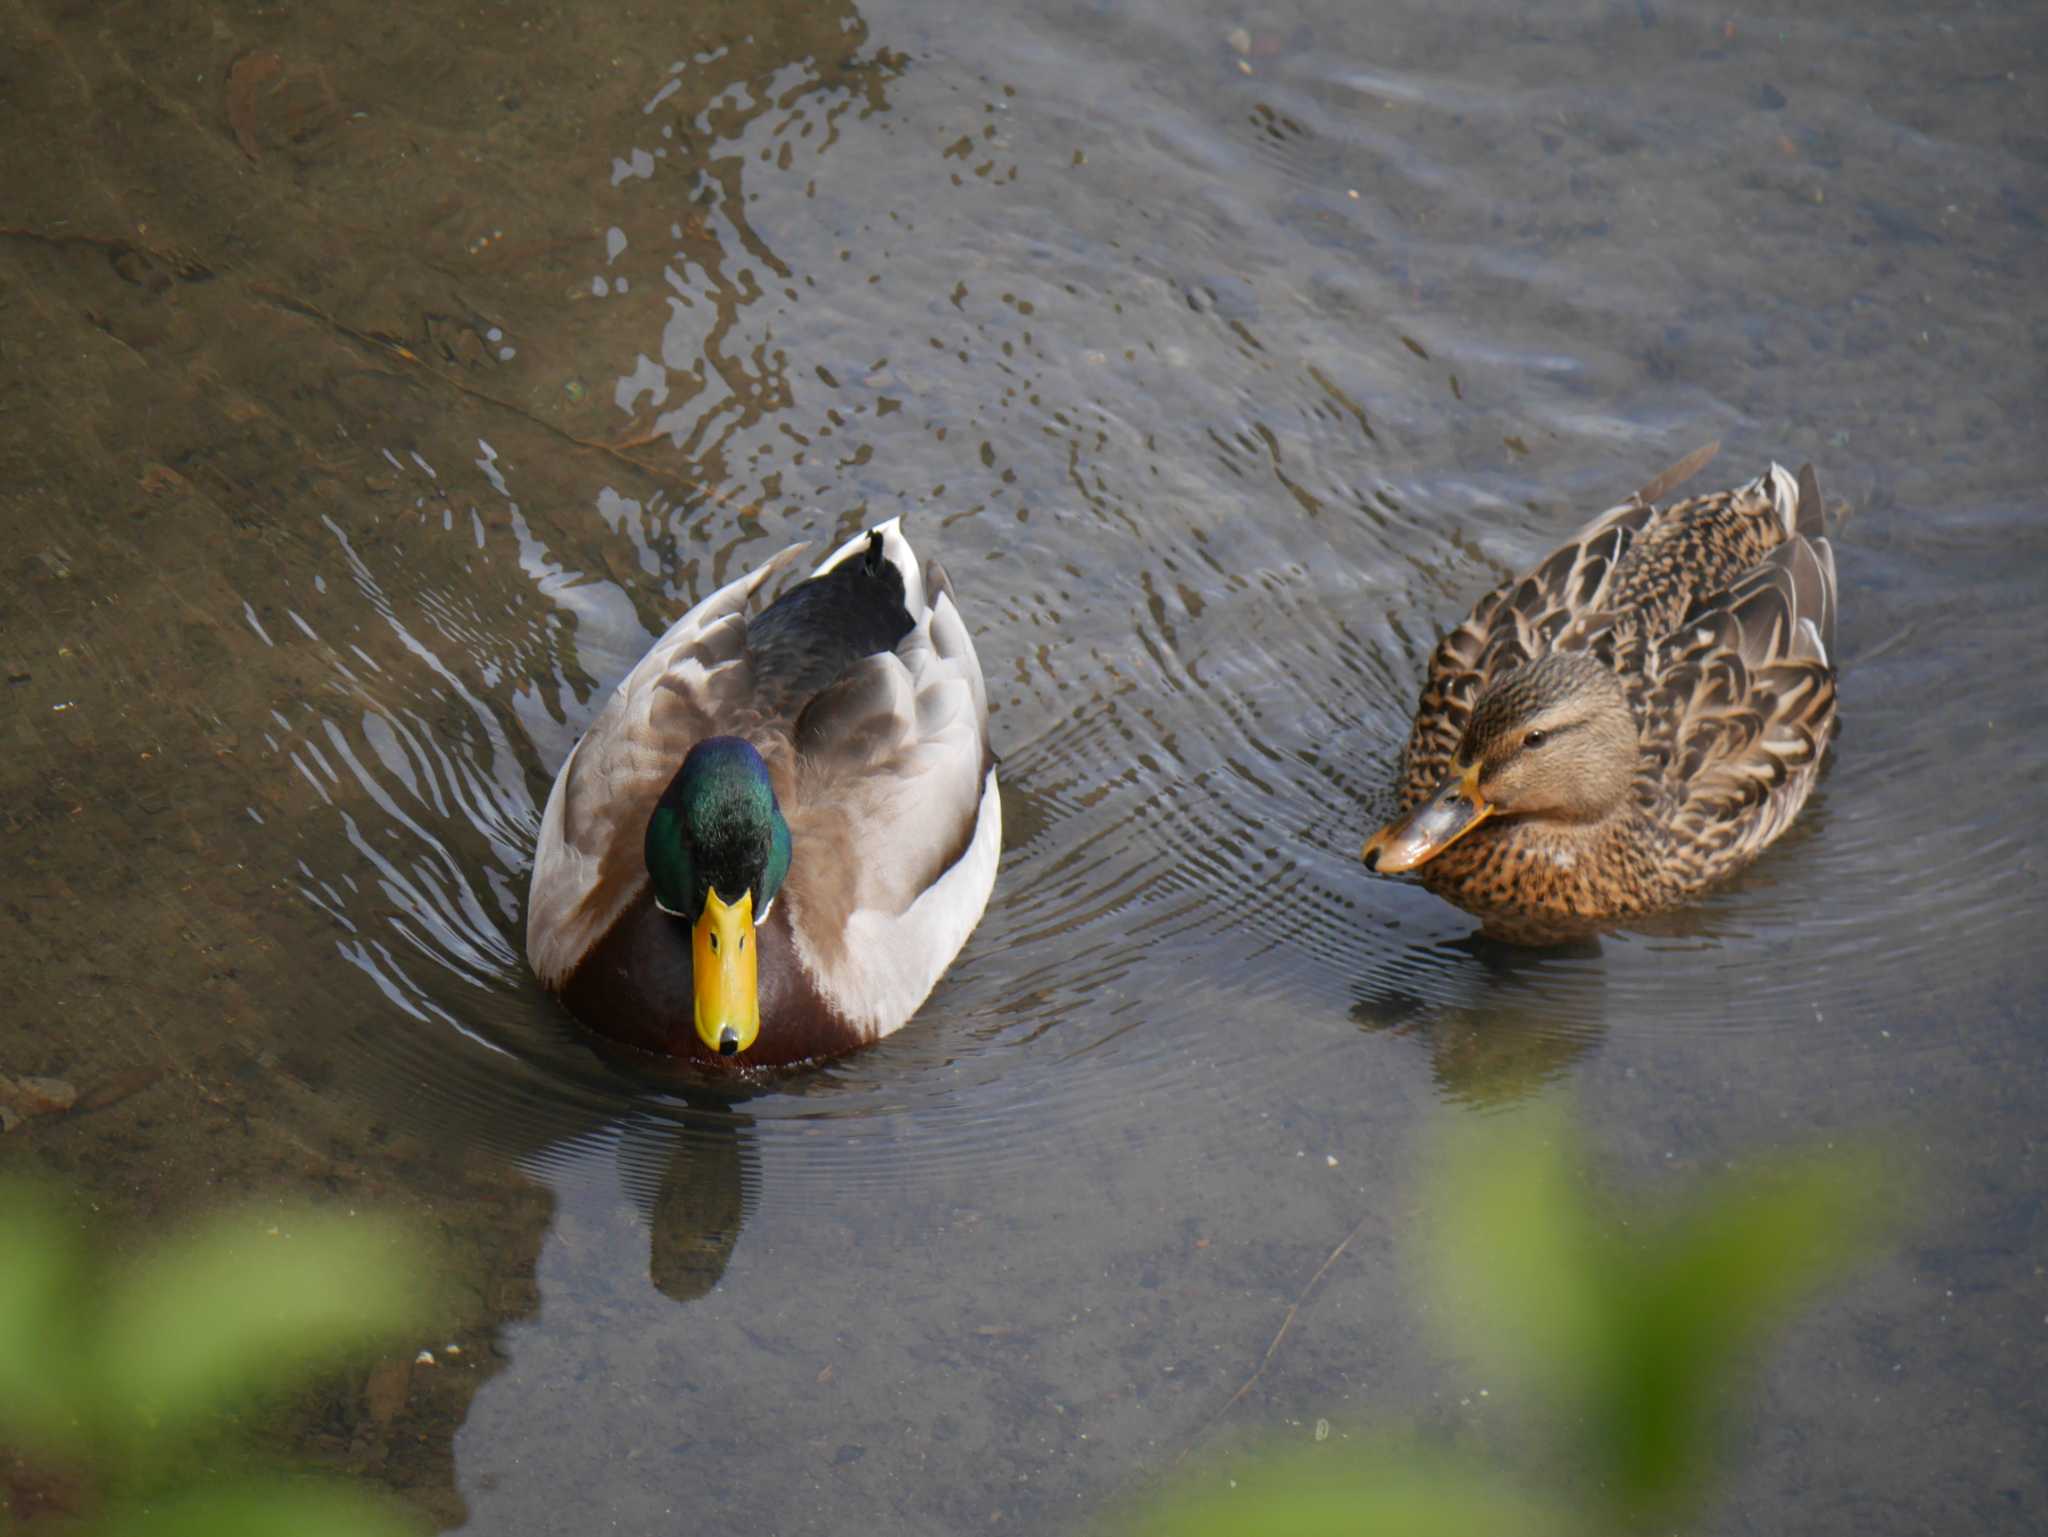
[1525,720,1584,749]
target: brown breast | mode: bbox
[558,892,862,1067]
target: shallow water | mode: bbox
[3,0,2044,1530]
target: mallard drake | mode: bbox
[1361,444,1838,942]
[526,519,1000,1066]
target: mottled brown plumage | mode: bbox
[1363,447,1840,942]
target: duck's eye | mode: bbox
[1524,729,1549,750]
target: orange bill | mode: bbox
[1361,762,1492,874]
[692,887,759,1056]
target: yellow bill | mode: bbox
[1362,762,1493,874]
[692,887,759,1056]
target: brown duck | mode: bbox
[1361,444,1839,942]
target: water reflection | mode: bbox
[627,1113,752,1304]
[526,1107,756,1306]
[1351,935,1607,1106]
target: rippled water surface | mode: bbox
[4,0,2044,1531]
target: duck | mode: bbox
[1361,443,1839,943]
[526,518,1000,1067]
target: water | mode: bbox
[3,0,2044,1530]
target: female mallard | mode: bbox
[1361,445,1838,942]
[526,519,1000,1066]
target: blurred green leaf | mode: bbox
[96,1478,423,1537]
[1133,1102,1902,1537]
[94,1209,426,1443]
[1591,1151,1891,1516]
[1131,1445,1572,1537]
[1424,1100,1894,1524]
[1422,1103,1606,1395]
[0,1181,93,1447]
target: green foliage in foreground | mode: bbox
[0,1184,428,1535]
[1135,1102,1898,1537]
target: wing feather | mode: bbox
[1648,478,1840,879]
[785,587,993,932]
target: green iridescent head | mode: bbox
[644,737,792,1056]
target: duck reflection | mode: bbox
[1350,932,1609,1105]
[614,1103,756,1304]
